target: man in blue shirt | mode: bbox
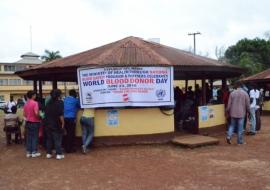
[63,89,80,153]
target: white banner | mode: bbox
[77,66,174,108]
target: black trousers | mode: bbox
[256,109,261,131]
[63,118,76,153]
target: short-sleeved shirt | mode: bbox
[249,89,260,108]
[44,100,64,131]
[7,101,16,113]
[23,99,40,122]
[64,96,80,118]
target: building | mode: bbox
[16,36,244,145]
[0,52,77,102]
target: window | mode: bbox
[15,65,27,71]
[67,82,77,85]
[9,79,21,85]
[22,80,33,85]
[4,65,16,71]
[0,79,8,85]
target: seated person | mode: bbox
[4,106,22,144]
[178,95,195,129]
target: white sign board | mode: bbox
[77,66,174,108]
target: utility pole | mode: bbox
[188,32,201,55]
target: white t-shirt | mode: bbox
[6,101,16,113]
[249,89,260,109]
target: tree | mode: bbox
[225,38,270,77]
[264,31,270,40]
[41,49,62,62]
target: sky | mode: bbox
[0,0,269,62]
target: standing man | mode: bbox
[226,82,250,145]
[63,89,80,153]
[248,84,260,135]
[23,91,41,158]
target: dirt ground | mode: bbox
[1,116,270,190]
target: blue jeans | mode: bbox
[26,122,40,153]
[80,117,94,148]
[249,107,256,133]
[46,129,63,155]
[227,117,245,144]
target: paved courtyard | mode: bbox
[1,115,270,190]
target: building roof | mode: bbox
[16,36,244,81]
[242,69,270,83]
[15,52,42,64]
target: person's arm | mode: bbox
[77,99,81,109]
[59,100,65,128]
[34,102,39,117]
[245,93,251,114]
[23,106,27,118]
[60,115,64,129]
[226,94,232,113]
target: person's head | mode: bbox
[11,106,17,114]
[26,90,36,100]
[50,89,62,101]
[10,96,14,102]
[233,81,242,89]
[195,84,200,90]
[69,89,77,98]
[188,86,192,91]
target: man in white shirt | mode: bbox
[248,84,260,135]
[6,96,16,113]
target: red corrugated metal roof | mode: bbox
[16,36,244,81]
[243,69,270,82]
[31,36,238,68]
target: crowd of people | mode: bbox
[174,81,264,145]
[226,82,263,145]
[1,81,267,158]
[3,89,95,160]
[174,83,230,131]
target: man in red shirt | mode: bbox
[23,90,41,158]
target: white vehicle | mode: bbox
[0,101,7,109]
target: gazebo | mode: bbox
[242,69,270,112]
[16,36,244,145]
[242,69,270,84]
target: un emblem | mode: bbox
[156,89,166,99]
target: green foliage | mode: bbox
[41,49,62,62]
[225,38,270,77]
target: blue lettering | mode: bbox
[82,80,104,86]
